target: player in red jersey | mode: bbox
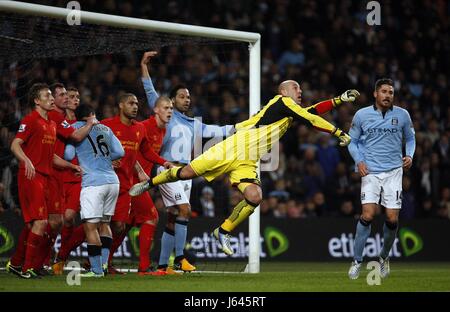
[101,93,173,274]
[61,87,83,247]
[130,96,173,275]
[51,87,88,274]
[6,83,81,278]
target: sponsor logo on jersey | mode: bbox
[391,117,398,125]
[61,120,71,128]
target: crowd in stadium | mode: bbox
[0,0,449,221]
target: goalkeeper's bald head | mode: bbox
[278,80,302,104]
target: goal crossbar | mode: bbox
[0,1,260,43]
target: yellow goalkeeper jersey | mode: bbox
[221,95,337,161]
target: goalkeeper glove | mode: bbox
[333,89,360,106]
[332,128,351,147]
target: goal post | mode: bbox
[0,1,261,273]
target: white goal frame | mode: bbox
[0,1,261,273]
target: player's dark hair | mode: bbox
[28,83,50,107]
[67,86,79,93]
[169,84,188,99]
[375,78,394,91]
[49,82,65,95]
[118,93,136,104]
[75,104,96,120]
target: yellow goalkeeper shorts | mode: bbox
[190,142,259,186]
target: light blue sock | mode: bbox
[87,244,102,274]
[100,236,112,267]
[175,219,188,258]
[380,221,398,259]
[158,229,175,266]
[353,218,371,263]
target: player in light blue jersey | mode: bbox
[140,51,233,272]
[347,78,416,280]
[64,104,124,277]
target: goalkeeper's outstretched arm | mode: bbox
[283,97,351,146]
[305,89,360,115]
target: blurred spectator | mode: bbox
[401,176,416,219]
[316,134,340,179]
[286,199,305,219]
[339,199,356,218]
[260,199,274,218]
[437,187,450,220]
[273,200,287,218]
[312,191,328,216]
[200,186,215,217]
[304,199,318,218]
[278,37,305,74]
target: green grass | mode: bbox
[2,262,450,292]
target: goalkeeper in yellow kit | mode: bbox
[130,80,359,255]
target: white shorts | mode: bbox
[80,184,120,221]
[157,165,191,207]
[361,167,403,209]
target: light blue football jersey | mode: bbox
[64,122,124,187]
[142,77,233,164]
[348,105,416,173]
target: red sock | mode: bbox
[41,225,58,267]
[58,224,85,261]
[10,226,30,267]
[108,230,128,265]
[23,232,45,271]
[60,224,74,247]
[138,223,156,271]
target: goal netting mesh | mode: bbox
[0,8,252,274]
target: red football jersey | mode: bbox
[62,118,81,183]
[48,109,75,159]
[15,110,56,175]
[102,116,166,191]
[135,116,166,175]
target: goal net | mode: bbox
[0,1,261,273]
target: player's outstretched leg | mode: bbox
[129,167,183,196]
[212,227,234,256]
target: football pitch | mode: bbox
[1,262,450,292]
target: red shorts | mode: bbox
[64,182,81,213]
[112,189,131,222]
[18,171,50,223]
[129,191,158,225]
[47,170,64,215]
